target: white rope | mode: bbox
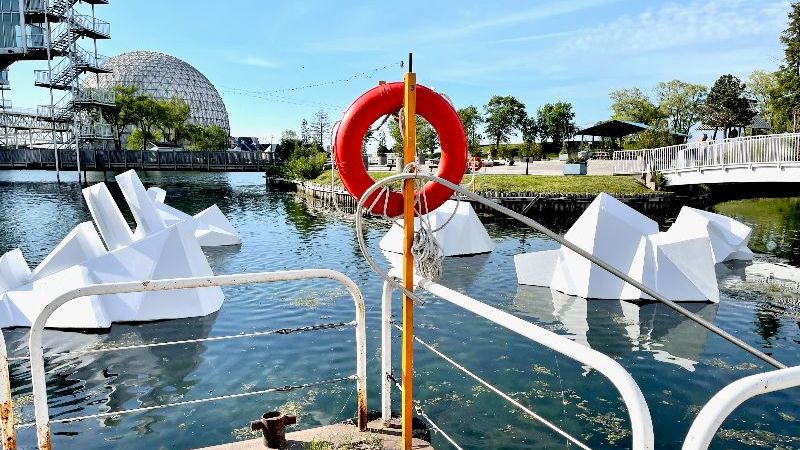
[412,181,444,281]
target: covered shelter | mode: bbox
[573,120,687,158]
[575,120,650,140]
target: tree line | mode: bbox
[107,85,228,151]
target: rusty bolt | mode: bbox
[250,411,297,448]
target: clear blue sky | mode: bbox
[4,0,791,141]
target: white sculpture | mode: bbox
[380,200,494,256]
[117,170,241,247]
[0,222,224,329]
[147,186,167,203]
[514,193,746,302]
[668,207,752,263]
[82,182,135,251]
[0,249,31,294]
[31,222,107,280]
[0,169,238,329]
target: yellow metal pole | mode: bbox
[401,59,416,450]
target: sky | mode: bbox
[4,0,792,142]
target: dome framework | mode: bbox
[87,51,230,135]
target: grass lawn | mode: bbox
[311,171,654,195]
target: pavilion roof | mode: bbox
[575,120,650,138]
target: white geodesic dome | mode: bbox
[86,51,230,134]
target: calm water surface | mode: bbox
[0,170,798,450]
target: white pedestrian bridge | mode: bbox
[613,133,800,185]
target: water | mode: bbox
[0,170,798,450]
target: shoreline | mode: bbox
[269,177,711,217]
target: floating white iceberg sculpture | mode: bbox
[0,249,31,294]
[0,169,236,329]
[669,207,752,263]
[380,200,494,256]
[0,222,223,328]
[514,193,751,302]
[116,170,241,247]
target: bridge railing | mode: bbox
[0,148,278,171]
[613,133,800,174]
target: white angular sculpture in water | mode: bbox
[116,170,168,237]
[117,170,241,246]
[380,200,494,256]
[0,249,31,294]
[0,169,236,329]
[31,222,107,280]
[647,232,719,302]
[514,193,736,302]
[668,207,753,263]
[82,182,135,251]
[0,222,224,329]
[147,186,167,203]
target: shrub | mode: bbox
[650,170,667,190]
[286,147,327,180]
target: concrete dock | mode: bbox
[198,419,434,450]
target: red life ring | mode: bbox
[468,156,483,172]
[334,82,466,217]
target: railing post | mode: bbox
[0,330,16,450]
[381,279,393,424]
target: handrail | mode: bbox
[682,366,800,450]
[26,269,368,450]
[613,133,800,174]
[380,279,651,449]
[354,171,786,370]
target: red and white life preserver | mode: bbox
[334,82,467,217]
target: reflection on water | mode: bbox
[514,286,718,371]
[714,197,800,265]
[5,313,217,436]
[0,171,798,449]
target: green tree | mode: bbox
[127,128,163,150]
[655,80,707,135]
[129,95,166,150]
[376,131,389,157]
[275,129,301,160]
[772,4,800,132]
[309,109,331,147]
[285,145,326,180]
[701,74,756,139]
[520,114,540,159]
[483,95,526,158]
[388,116,437,158]
[300,119,310,145]
[158,97,190,144]
[184,124,228,150]
[417,119,438,157]
[106,85,137,151]
[457,105,483,154]
[537,102,577,151]
[748,70,782,130]
[609,87,664,126]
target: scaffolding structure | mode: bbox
[0,0,112,176]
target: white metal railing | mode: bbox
[380,279,655,449]
[76,122,113,139]
[613,133,800,174]
[71,14,110,37]
[682,366,800,450]
[10,270,368,450]
[73,87,115,105]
